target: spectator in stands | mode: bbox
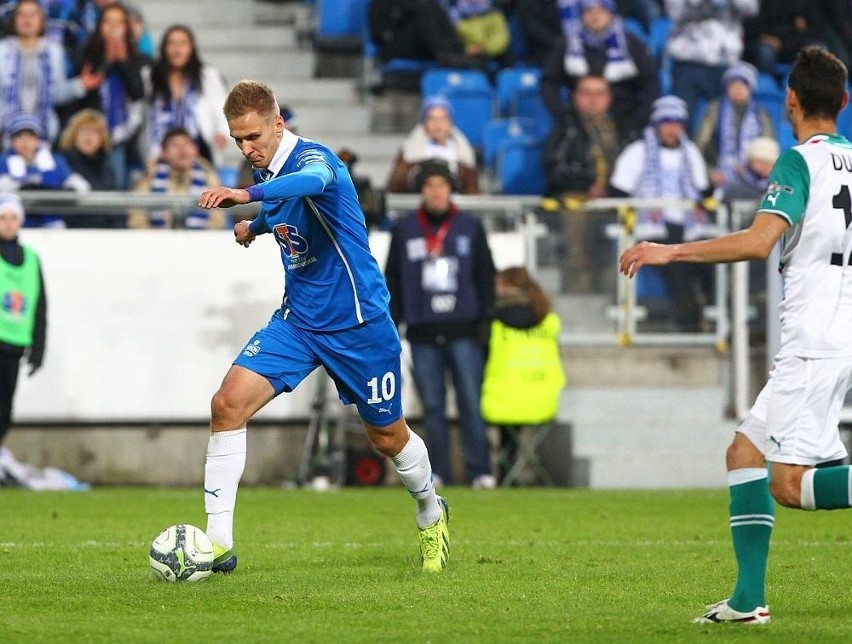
[543,74,623,198]
[664,0,759,132]
[542,73,624,292]
[128,126,225,230]
[0,193,46,464]
[723,136,779,205]
[446,0,512,68]
[515,0,561,66]
[820,0,852,70]
[57,107,124,228]
[609,95,716,331]
[743,3,826,76]
[368,0,486,91]
[0,0,98,142]
[75,0,153,52]
[387,95,480,194]
[0,112,90,228]
[384,160,497,489]
[541,0,659,142]
[695,61,775,195]
[481,266,565,485]
[145,24,231,172]
[74,2,145,190]
[338,147,387,230]
[125,4,154,60]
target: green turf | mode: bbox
[1,487,852,642]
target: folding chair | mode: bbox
[498,422,557,486]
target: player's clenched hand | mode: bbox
[234,220,256,247]
[198,187,249,209]
[619,241,674,278]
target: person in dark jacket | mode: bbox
[0,194,46,454]
[743,2,825,75]
[542,74,624,292]
[540,0,659,142]
[368,0,487,90]
[56,108,124,228]
[384,159,497,488]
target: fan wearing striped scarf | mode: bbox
[128,127,226,229]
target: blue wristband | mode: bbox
[246,184,264,202]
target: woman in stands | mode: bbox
[145,24,230,172]
[386,95,481,194]
[74,2,146,189]
[0,0,97,142]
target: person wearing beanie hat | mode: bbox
[696,60,775,193]
[387,95,480,194]
[0,191,47,460]
[722,61,759,93]
[610,92,716,331]
[384,152,497,490]
[0,112,91,228]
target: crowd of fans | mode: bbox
[0,0,234,229]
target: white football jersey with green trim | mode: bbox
[759,133,852,357]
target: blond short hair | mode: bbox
[57,108,112,152]
[223,80,280,122]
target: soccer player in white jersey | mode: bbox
[196,80,448,574]
[620,46,851,624]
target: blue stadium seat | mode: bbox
[421,69,495,149]
[755,94,784,133]
[362,1,437,91]
[495,135,546,195]
[495,67,553,134]
[421,68,492,99]
[482,117,549,171]
[314,0,367,53]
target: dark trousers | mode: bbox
[0,352,21,447]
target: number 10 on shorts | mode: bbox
[367,372,396,404]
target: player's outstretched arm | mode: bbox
[198,187,250,209]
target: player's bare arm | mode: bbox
[198,187,250,209]
[619,213,790,278]
[233,220,256,247]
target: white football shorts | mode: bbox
[738,354,852,465]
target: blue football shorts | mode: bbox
[233,310,404,427]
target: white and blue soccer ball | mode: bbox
[149,524,214,583]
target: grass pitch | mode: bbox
[2,486,852,643]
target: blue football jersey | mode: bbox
[250,138,390,331]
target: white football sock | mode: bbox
[204,428,246,550]
[392,428,440,528]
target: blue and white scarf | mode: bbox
[149,160,210,229]
[635,126,712,241]
[99,70,130,142]
[717,98,763,184]
[1,44,52,135]
[149,87,201,155]
[558,0,637,82]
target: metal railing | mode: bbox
[19,189,739,349]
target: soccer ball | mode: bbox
[149,524,214,583]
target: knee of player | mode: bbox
[210,389,240,425]
[769,477,803,508]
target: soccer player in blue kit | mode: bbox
[197,80,448,574]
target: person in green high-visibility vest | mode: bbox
[481,266,566,484]
[0,193,46,455]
